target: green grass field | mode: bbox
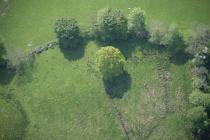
[0,0,210,140]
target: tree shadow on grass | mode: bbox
[0,60,16,85]
[169,50,192,65]
[103,71,131,99]
[95,39,148,59]
[59,38,87,61]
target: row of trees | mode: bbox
[54,8,148,48]
[54,8,186,81]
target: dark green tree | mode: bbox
[128,8,148,40]
[95,8,128,43]
[55,18,81,48]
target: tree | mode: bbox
[187,106,210,136]
[189,90,210,107]
[54,18,81,48]
[128,8,148,40]
[95,8,128,43]
[95,46,125,80]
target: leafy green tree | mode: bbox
[54,18,81,48]
[187,106,210,136]
[128,8,148,40]
[95,8,128,43]
[95,46,125,80]
[189,90,210,107]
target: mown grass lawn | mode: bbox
[0,0,209,140]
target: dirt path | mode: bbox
[107,98,131,140]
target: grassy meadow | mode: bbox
[0,0,210,140]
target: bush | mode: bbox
[187,106,210,136]
[95,46,126,80]
[186,25,210,55]
[54,18,81,48]
[191,53,207,66]
[95,8,128,43]
[128,8,148,40]
[192,75,209,91]
[192,66,208,76]
[148,22,184,51]
[161,24,185,51]
[148,21,168,46]
[189,90,210,107]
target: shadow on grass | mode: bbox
[169,50,192,65]
[0,64,16,85]
[59,38,87,61]
[95,39,147,59]
[103,71,131,99]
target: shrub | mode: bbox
[191,53,206,66]
[148,21,168,46]
[148,22,185,51]
[162,24,185,51]
[54,18,81,48]
[192,75,209,91]
[95,46,125,80]
[187,106,210,136]
[186,25,210,55]
[189,90,210,107]
[128,8,148,40]
[95,8,128,43]
[192,66,208,76]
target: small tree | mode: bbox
[54,18,81,48]
[95,8,128,43]
[187,106,210,136]
[128,8,148,40]
[95,46,125,80]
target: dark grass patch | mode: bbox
[0,92,29,140]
